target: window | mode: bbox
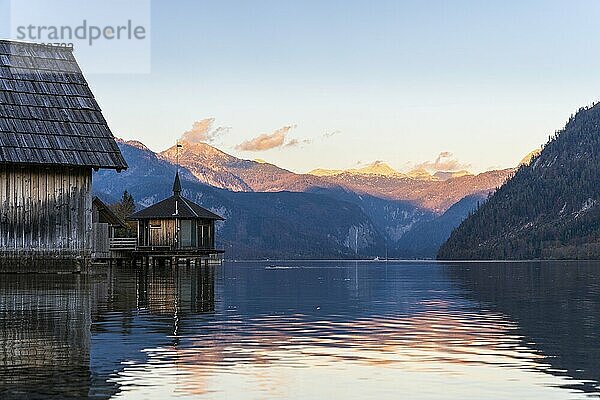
[180,219,194,248]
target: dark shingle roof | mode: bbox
[0,40,127,170]
[92,197,128,228]
[130,195,224,220]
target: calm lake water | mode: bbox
[1,261,600,399]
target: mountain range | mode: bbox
[439,104,600,260]
[309,162,472,182]
[159,141,512,213]
[93,139,515,259]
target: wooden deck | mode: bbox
[131,246,224,267]
[92,237,223,267]
[132,246,224,256]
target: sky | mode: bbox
[4,0,600,173]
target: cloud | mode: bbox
[285,138,312,147]
[416,152,471,172]
[181,118,230,143]
[323,130,340,138]
[236,125,305,151]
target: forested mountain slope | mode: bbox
[438,104,600,260]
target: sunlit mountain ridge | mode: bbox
[158,140,516,213]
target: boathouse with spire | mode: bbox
[129,172,224,262]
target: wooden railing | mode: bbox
[109,237,137,251]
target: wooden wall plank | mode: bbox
[0,166,93,261]
[0,166,5,249]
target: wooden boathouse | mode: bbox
[0,40,127,271]
[91,197,132,260]
[129,172,224,266]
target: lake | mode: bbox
[1,261,599,399]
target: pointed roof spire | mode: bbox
[173,171,182,197]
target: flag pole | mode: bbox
[176,141,183,172]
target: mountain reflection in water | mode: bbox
[447,261,600,395]
[0,261,599,399]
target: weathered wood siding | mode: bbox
[148,219,177,247]
[137,218,217,250]
[91,222,110,259]
[0,165,92,261]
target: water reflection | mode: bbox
[0,262,599,399]
[446,261,600,395]
[0,266,216,399]
[0,274,92,399]
[90,266,216,398]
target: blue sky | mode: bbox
[6,0,600,172]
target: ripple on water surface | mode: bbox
[1,261,600,399]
